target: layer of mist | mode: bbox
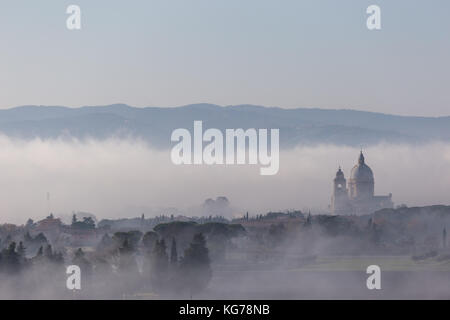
[0,135,449,224]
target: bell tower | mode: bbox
[331,167,349,214]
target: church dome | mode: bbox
[350,151,374,182]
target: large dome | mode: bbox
[350,152,374,182]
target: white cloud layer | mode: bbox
[0,136,449,224]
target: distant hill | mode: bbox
[1,103,449,148]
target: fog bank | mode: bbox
[0,136,449,224]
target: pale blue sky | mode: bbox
[0,0,449,116]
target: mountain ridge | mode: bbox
[0,103,449,148]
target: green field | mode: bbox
[298,255,450,272]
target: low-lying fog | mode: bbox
[0,135,449,224]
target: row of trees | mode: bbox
[149,233,212,295]
[0,231,212,298]
[0,241,64,274]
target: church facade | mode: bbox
[331,151,393,215]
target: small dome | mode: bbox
[336,167,344,178]
[350,152,374,182]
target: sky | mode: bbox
[0,0,449,116]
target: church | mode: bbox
[331,151,393,215]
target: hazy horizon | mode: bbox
[1,0,449,117]
[3,103,450,119]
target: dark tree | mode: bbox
[443,227,447,248]
[142,231,158,253]
[170,237,178,266]
[0,242,21,274]
[72,248,93,286]
[44,244,53,259]
[82,217,95,227]
[113,231,142,250]
[304,213,312,228]
[97,233,115,252]
[117,239,139,274]
[150,239,169,291]
[180,233,212,296]
[41,244,64,265]
[36,246,43,257]
[34,233,48,243]
[24,232,33,242]
[17,242,26,259]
